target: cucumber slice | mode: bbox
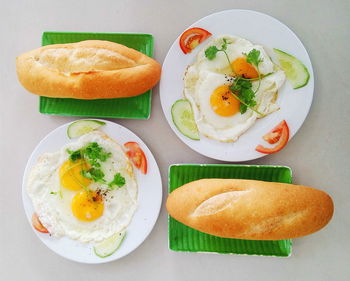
[67,120,106,139]
[274,48,310,89]
[94,231,126,258]
[171,99,199,140]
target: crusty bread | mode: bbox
[16,40,161,99]
[166,179,333,240]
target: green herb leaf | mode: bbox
[50,191,57,195]
[205,38,231,60]
[205,43,264,115]
[238,79,252,89]
[108,173,126,190]
[205,46,219,60]
[221,38,228,50]
[239,104,247,114]
[68,142,111,167]
[84,142,111,164]
[67,149,82,162]
[229,78,259,115]
[82,168,106,184]
[239,88,257,114]
[67,142,114,188]
[246,49,262,68]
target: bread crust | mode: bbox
[166,179,333,240]
[16,40,161,99]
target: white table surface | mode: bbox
[1,1,349,280]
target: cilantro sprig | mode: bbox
[81,169,125,190]
[81,168,106,184]
[65,142,125,193]
[204,38,228,59]
[205,40,265,115]
[245,49,263,67]
[205,39,234,73]
[244,49,263,95]
[230,78,258,114]
[108,173,126,190]
[68,142,111,167]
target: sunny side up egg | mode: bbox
[184,35,286,142]
[27,131,138,243]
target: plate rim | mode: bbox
[160,9,314,162]
[22,119,162,263]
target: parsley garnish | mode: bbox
[66,142,126,195]
[81,168,107,184]
[230,77,260,114]
[108,173,126,190]
[204,46,219,60]
[67,142,111,166]
[205,41,264,115]
[245,49,263,68]
[205,38,232,69]
[67,149,82,162]
[244,49,263,95]
[66,142,112,191]
[82,142,111,167]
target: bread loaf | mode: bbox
[16,40,161,99]
[166,179,333,240]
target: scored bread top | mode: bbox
[16,40,161,99]
[166,179,333,240]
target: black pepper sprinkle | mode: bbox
[222,95,229,101]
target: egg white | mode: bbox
[27,131,138,243]
[183,35,286,142]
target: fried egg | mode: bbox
[184,35,286,142]
[27,131,138,243]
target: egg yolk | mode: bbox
[59,160,92,191]
[71,191,104,221]
[232,57,259,79]
[210,85,240,116]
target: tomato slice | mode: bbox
[263,131,282,144]
[124,142,147,174]
[262,120,289,144]
[32,213,49,233]
[179,27,212,54]
[256,120,290,154]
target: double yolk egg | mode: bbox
[59,159,104,222]
[210,58,258,117]
[27,131,138,243]
[184,35,286,142]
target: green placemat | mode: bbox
[168,164,293,257]
[39,31,154,119]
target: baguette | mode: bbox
[16,40,161,99]
[166,179,333,240]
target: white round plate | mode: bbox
[160,9,314,161]
[22,120,162,263]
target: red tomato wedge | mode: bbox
[32,213,49,233]
[256,120,290,154]
[124,142,148,174]
[262,120,288,144]
[179,27,212,54]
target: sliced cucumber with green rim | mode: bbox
[274,48,310,89]
[94,231,126,258]
[171,99,199,140]
[67,120,106,139]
